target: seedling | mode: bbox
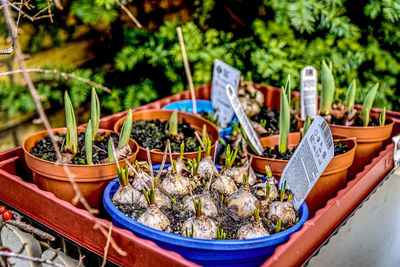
[179,142,185,159]
[64,91,77,155]
[117,165,129,188]
[217,227,226,240]
[172,160,177,173]
[108,139,115,163]
[194,198,202,218]
[119,109,132,149]
[265,165,272,178]
[380,107,386,126]
[185,224,194,238]
[265,182,271,201]
[279,75,291,153]
[302,116,311,138]
[275,220,282,233]
[254,208,260,222]
[85,119,93,165]
[345,79,356,114]
[360,83,379,126]
[260,119,267,129]
[288,193,293,201]
[173,196,177,205]
[280,180,287,202]
[91,87,100,140]
[142,187,156,206]
[319,60,335,116]
[202,124,208,145]
[224,145,238,171]
[169,109,178,136]
[204,137,212,157]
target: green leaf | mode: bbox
[118,109,132,149]
[302,116,311,139]
[345,79,357,113]
[380,107,387,126]
[108,139,115,163]
[64,91,77,154]
[361,83,379,126]
[320,60,335,115]
[91,87,100,140]
[279,84,290,153]
[85,119,93,165]
[169,110,178,136]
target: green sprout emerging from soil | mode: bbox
[142,187,156,206]
[280,180,287,202]
[117,165,129,188]
[204,137,212,157]
[64,91,77,155]
[302,116,311,138]
[380,107,386,126]
[260,119,267,129]
[265,182,271,201]
[217,227,226,240]
[194,198,202,218]
[91,87,100,140]
[185,224,194,238]
[179,142,185,159]
[119,109,132,149]
[345,79,356,114]
[265,165,272,178]
[190,147,202,176]
[169,109,178,136]
[275,220,282,233]
[85,119,93,165]
[202,124,208,145]
[254,208,260,222]
[108,139,115,163]
[224,145,238,171]
[361,83,379,126]
[279,75,291,153]
[319,60,335,116]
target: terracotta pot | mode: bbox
[114,109,220,164]
[329,119,394,178]
[247,132,356,216]
[22,128,139,209]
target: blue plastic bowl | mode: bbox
[162,100,233,141]
[103,165,308,266]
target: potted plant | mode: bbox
[113,109,220,164]
[103,145,308,266]
[23,88,139,208]
[297,61,394,178]
[247,76,357,215]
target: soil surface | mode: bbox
[251,106,299,136]
[114,166,300,239]
[258,141,350,160]
[30,132,119,164]
[330,113,388,127]
[130,119,200,152]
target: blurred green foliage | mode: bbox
[1,0,400,117]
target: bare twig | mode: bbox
[176,26,197,114]
[45,0,53,23]
[0,68,112,94]
[2,216,56,241]
[0,251,64,267]
[115,0,142,28]
[101,223,113,267]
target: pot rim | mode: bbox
[22,127,139,168]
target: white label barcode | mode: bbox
[320,120,333,149]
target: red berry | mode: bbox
[2,210,12,221]
[0,206,5,214]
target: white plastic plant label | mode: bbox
[211,59,241,128]
[300,66,318,120]
[280,116,334,210]
[226,84,263,155]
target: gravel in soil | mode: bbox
[30,132,120,164]
[114,170,299,239]
[251,106,299,136]
[131,119,200,153]
[257,141,350,160]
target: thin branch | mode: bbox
[45,0,53,23]
[115,0,142,28]
[101,223,113,267]
[0,68,112,94]
[0,251,64,267]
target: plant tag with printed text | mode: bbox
[301,66,318,120]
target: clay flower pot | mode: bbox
[23,128,139,209]
[114,109,220,164]
[247,132,356,216]
[329,119,394,178]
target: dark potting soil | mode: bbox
[251,106,299,135]
[30,132,120,164]
[130,119,200,153]
[258,141,350,160]
[115,170,299,239]
[330,113,388,127]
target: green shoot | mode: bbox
[217,227,226,240]
[275,220,282,233]
[142,187,155,205]
[172,160,177,172]
[266,182,271,201]
[135,160,140,170]
[194,198,202,218]
[361,83,379,126]
[173,196,177,205]
[224,145,238,171]
[295,217,299,223]
[280,180,287,202]
[254,209,260,222]
[118,109,132,149]
[85,119,93,165]
[64,91,77,155]
[91,87,100,141]
[345,79,356,113]
[319,60,335,116]
[302,116,311,139]
[279,76,291,153]
[108,139,115,163]
[169,109,178,136]
[185,224,194,238]
[179,142,185,159]
[288,193,293,201]
[242,173,247,184]
[379,107,386,126]
[260,119,267,129]
[202,124,208,145]
[204,137,212,157]
[117,165,129,187]
[240,123,260,156]
[265,165,272,178]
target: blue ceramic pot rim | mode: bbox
[103,165,308,251]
